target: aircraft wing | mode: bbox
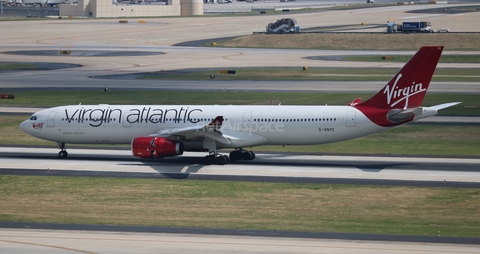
[149,116,232,145]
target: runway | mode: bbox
[1,147,480,187]
[1,227,478,254]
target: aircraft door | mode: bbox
[242,112,252,131]
[346,111,356,127]
[47,111,56,127]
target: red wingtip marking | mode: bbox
[347,98,362,106]
[208,116,223,127]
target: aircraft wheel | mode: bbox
[242,151,253,160]
[58,150,68,158]
[204,155,215,165]
[215,155,227,165]
[229,151,241,161]
[223,155,230,164]
[250,151,256,160]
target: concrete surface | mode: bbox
[1,228,479,254]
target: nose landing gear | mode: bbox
[58,143,68,158]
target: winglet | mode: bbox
[207,116,224,131]
[347,98,362,106]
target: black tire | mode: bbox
[204,155,215,165]
[229,151,241,161]
[216,156,226,165]
[58,151,68,158]
[223,155,230,164]
[242,151,253,160]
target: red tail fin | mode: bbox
[358,46,443,109]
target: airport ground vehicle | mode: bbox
[437,27,450,33]
[396,21,433,33]
[266,18,299,34]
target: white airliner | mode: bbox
[20,46,459,165]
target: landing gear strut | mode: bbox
[58,142,68,158]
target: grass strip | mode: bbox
[214,34,480,51]
[253,125,480,157]
[0,63,37,70]
[343,55,480,63]
[1,176,479,238]
[1,90,478,116]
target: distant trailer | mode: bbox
[396,21,433,33]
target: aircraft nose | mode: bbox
[20,120,31,134]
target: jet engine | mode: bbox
[131,136,184,159]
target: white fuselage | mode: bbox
[19,46,450,159]
[20,104,388,151]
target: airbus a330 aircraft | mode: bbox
[20,46,459,165]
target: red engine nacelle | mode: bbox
[131,136,184,159]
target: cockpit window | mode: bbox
[30,116,38,121]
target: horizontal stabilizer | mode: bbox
[430,102,461,110]
[389,107,420,116]
[388,108,422,117]
[387,107,422,123]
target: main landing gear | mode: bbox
[204,152,230,165]
[58,142,68,158]
[203,149,255,165]
[229,149,255,162]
